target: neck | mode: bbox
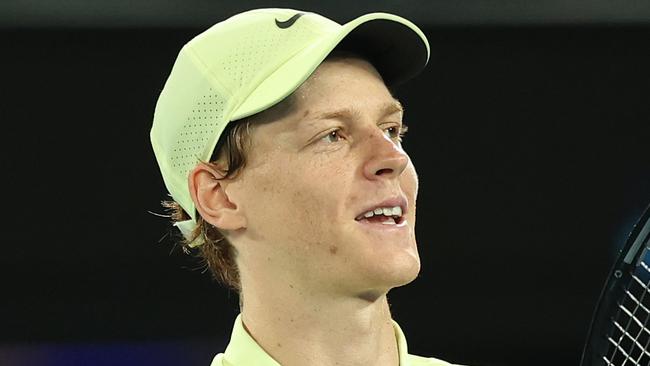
[239,279,400,366]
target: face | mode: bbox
[227,57,420,299]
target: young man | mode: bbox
[151,8,460,366]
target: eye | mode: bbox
[321,129,344,143]
[384,124,408,141]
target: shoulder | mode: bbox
[407,353,464,366]
[210,353,224,366]
[212,351,463,366]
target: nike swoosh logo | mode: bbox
[275,13,304,29]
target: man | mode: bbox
[151,8,460,366]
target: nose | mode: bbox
[362,130,409,180]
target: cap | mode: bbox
[150,8,430,246]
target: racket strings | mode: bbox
[604,258,650,366]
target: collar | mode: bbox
[218,314,411,366]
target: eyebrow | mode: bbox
[310,99,404,122]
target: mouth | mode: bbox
[354,198,408,227]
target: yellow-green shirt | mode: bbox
[210,314,456,366]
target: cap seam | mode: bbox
[175,44,235,223]
[183,43,236,111]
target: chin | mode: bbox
[355,261,420,302]
[393,256,421,287]
[370,250,421,291]
[389,238,421,285]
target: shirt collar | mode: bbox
[221,314,411,366]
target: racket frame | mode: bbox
[581,204,650,366]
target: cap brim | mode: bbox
[232,12,430,121]
[337,13,430,87]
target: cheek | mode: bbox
[402,160,419,202]
[281,156,350,226]
[237,153,343,242]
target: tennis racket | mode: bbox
[581,203,650,366]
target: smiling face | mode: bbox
[225,57,420,300]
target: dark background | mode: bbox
[1,1,649,366]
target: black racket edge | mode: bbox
[580,203,650,366]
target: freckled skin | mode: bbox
[227,57,420,301]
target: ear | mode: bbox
[188,162,246,231]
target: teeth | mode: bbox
[380,216,396,225]
[359,206,403,220]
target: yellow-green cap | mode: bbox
[150,8,430,246]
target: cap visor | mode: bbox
[233,12,430,120]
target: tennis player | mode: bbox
[151,8,460,366]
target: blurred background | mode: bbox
[1,1,649,365]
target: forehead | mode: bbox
[290,57,399,115]
[242,57,402,150]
